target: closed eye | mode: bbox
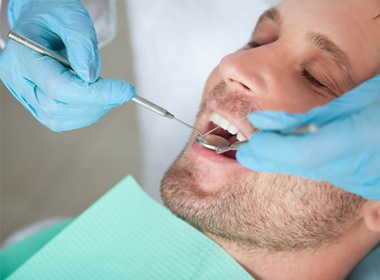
[301,69,326,88]
[246,41,262,49]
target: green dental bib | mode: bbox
[0,176,253,280]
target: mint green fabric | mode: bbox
[0,219,72,279]
[1,176,253,280]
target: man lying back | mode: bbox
[160,0,380,279]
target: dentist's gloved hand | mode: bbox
[0,0,135,132]
[237,75,380,201]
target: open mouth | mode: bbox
[201,112,247,159]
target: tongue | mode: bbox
[227,134,239,145]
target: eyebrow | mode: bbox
[256,7,282,27]
[306,32,354,88]
[255,7,354,89]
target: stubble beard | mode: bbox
[160,83,365,252]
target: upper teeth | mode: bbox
[209,112,247,141]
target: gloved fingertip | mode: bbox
[236,143,254,161]
[107,80,136,105]
[236,145,248,160]
[65,38,101,83]
[78,56,101,83]
[89,61,101,83]
[236,146,269,172]
[127,84,136,100]
[71,63,95,83]
[248,111,309,133]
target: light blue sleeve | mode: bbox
[347,244,380,280]
[0,0,116,49]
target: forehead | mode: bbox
[277,0,380,21]
[276,0,380,82]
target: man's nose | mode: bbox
[218,45,290,95]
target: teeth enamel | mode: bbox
[237,133,247,141]
[218,118,230,130]
[208,112,245,139]
[209,112,221,124]
[227,125,238,135]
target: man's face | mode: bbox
[161,0,380,250]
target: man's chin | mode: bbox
[161,150,367,252]
[159,147,259,244]
[160,146,251,202]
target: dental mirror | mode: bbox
[195,125,248,154]
[196,134,229,150]
[196,134,247,153]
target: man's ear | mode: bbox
[363,201,380,232]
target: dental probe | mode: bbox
[8,30,203,136]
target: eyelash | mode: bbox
[301,70,326,88]
[246,41,261,48]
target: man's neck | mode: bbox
[205,220,378,280]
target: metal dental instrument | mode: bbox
[196,134,247,154]
[9,30,319,154]
[7,30,203,136]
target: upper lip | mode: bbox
[197,82,260,140]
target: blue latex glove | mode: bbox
[347,244,380,280]
[237,75,380,201]
[0,0,135,132]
